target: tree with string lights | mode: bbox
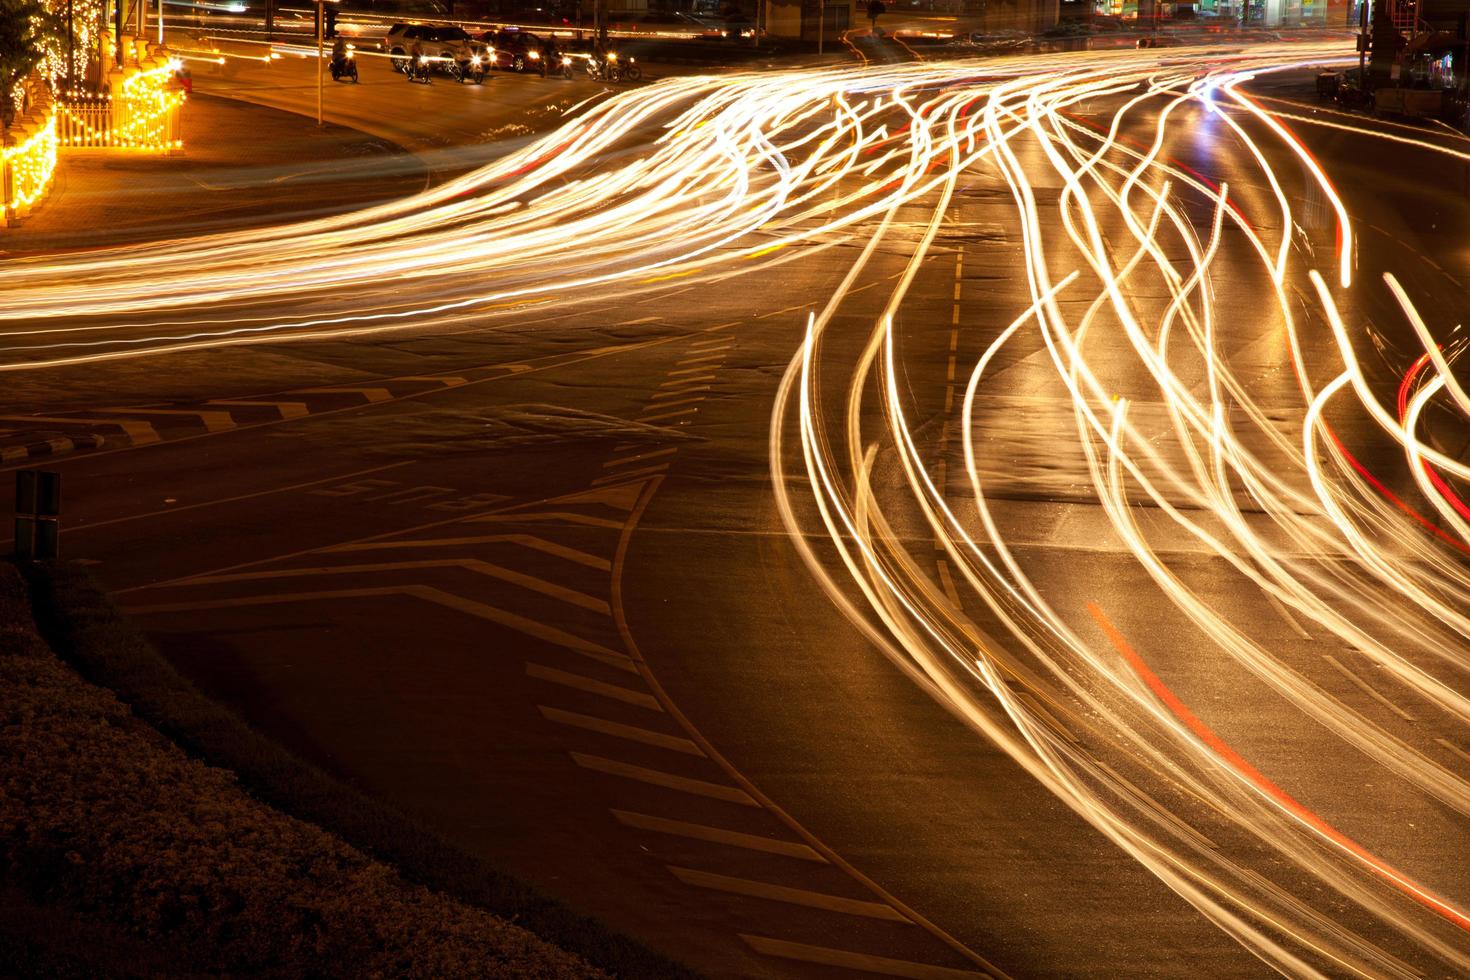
[1,0,61,125]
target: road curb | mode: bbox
[0,433,106,465]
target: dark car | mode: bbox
[480,28,549,71]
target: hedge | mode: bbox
[1,561,609,978]
[22,561,698,980]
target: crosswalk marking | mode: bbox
[539,706,703,756]
[527,664,661,708]
[670,867,909,921]
[739,936,993,979]
[610,810,827,862]
[570,753,758,806]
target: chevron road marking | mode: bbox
[323,534,611,571]
[570,753,759,806]
[124,584,632,671]
[527,663,659,705]
[603,447,679,469]
[539,706,704,756]
[180,559,609,615]
[610,810,828,862]
[739,937,992,979]
[669,867,910,922]
[591,465,669,487]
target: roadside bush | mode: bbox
[24,561,698,980]
[0,562,606,978]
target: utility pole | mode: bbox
[818,0,824,54]
[115,0,125,69]
[66,0,74,89]
[265,0,274,43]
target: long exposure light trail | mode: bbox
[7,37,1470,976]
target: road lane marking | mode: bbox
[527,664,661,708]
[539,706,703,756]
[1263,590,1312,640]
[739,937,991,979]
[611,810,827,862]
[288,385,393,402]
[1090,602,1470,934]
[1436,738,1470,766]
[207,398,310,419]
[637,407,698,423]
[615,315,663,325]
[591,465,670,487]
[659,374,717,387]
[396,375,468,386]
[650,385,712,400]
[674,353,728,367]
[126,584,630,670]
[570,753,758,806]
[666,365,719,378]
[1322,655,1416,722]
[603,447,679,469]
[669,867,909,921]
[325,534,610,571]
[181,559,610,615]
[100,407,236,432]
[636,396,704,412]
[471,511,623,529]
[0,415,160,445]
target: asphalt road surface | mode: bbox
[6,38,1470,978]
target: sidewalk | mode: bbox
[0,93,426,255]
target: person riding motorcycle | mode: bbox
[412,38,435,81]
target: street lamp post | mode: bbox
[818,0,824,54]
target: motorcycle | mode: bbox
[448,52,486,84]
[407,53,432,83]
[329,47,358,83]
[559,53,574,79]
[586,52,621,83]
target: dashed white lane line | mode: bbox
[610,810,828,863]
[669,867,910,922]
[527,663,660,708]
[1436,738,1470,766]
[1322,655,1416,722]
[540,706,704,756]
[739,936,992,979]
[638,407,699,424]
[571,753,759,806]
[659,374,718,387]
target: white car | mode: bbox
[382,23,485,76]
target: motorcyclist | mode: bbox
[331,35,350,70]
[408,38,429,81]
